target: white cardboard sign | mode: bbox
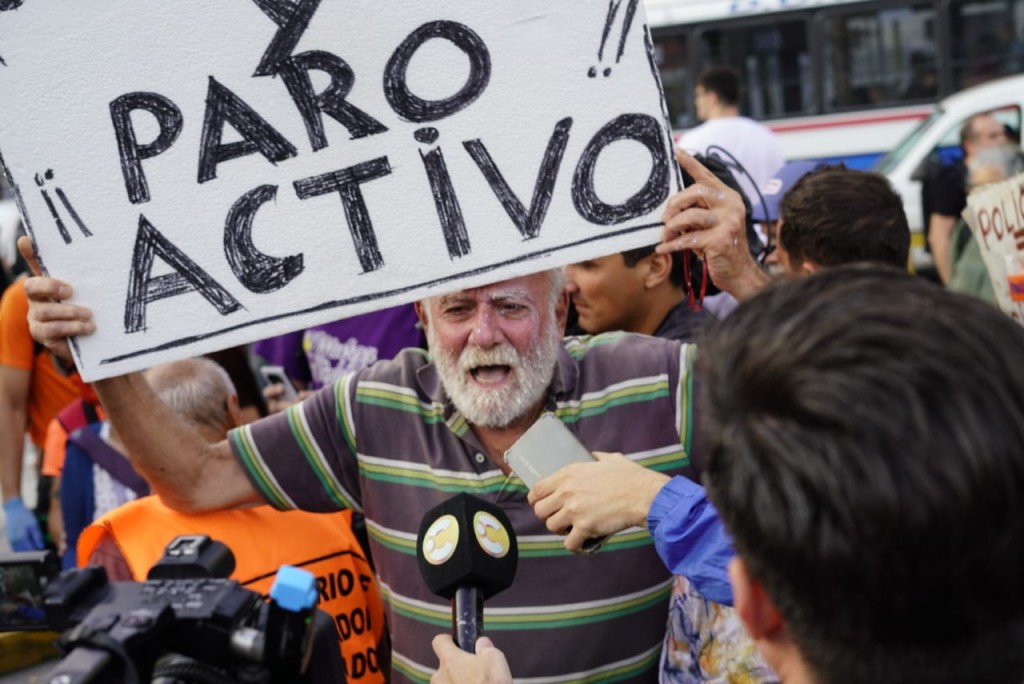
[0,1,679,381]
[964,173,1024,323]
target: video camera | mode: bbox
[0,535,345,683]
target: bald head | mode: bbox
[145,357,238,440]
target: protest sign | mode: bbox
[963,172,1024,322]
[0,1,680,380]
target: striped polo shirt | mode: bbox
[231,332,700,683]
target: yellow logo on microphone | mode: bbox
[422,514,460,565]
[473,511,510,558]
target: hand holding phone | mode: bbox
[260,365,299,402]
[504,413,608,553]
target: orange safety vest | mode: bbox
[77,497,386,683]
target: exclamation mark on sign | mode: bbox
[588,0,641,78]
[35,169,93,245]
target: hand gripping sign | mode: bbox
[0,0,680,380]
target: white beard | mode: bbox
[428,325,560,428]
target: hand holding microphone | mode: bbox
[416,493,518,652]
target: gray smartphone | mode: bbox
[504,413,608,553]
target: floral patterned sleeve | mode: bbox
[660,576,780,684]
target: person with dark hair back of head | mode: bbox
[700,265,1024,684]
[432,265,1024,684]
[774,165,910,274]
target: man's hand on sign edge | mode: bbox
[658,149,770,301]
[18,235,95,363]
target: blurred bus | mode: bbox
[647,0,1024,169]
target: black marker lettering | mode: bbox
[224,185,304,294]
[251,0,321,76]
[35,172,69,244]
[384,21,491,123]
[464,117,573,240]
[277,51,388,151]
[351,652,366,678]
[198,77,298,184]
[125,216,242,333]
[419,134,471,259]
[249,0,295,26]
[54,187,93,239]
[110,93,183,204]
[317,574,329,603]
[336,569,354,597]
[572,113,669,225]
[293,158,392,273]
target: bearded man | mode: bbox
[20,152,767,682]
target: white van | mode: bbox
[875,74,1024,270]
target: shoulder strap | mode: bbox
[67,427,150,498]
[56,399,100,433]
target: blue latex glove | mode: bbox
[4,497,44,551]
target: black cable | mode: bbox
[702,144,772,264]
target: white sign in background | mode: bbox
[964,173,1024,323]
[0,1,680,381]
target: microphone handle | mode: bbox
[452,586,484,652]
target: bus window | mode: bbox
[822,3,937,111]
[653,32,693,129]
[948,0,1024,90]
[696,19,811,120]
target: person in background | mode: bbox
[947,143,1024,303]
[563,246,709,342]
[927,112,1008,283]
[679,66,785,216]
[750,161,824,276]
[39,346,264,556]
[59,409,146,570]
[768,165,909,278]
[0,278,85,551]
[77,357,387,681]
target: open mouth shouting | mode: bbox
[470,364,513,386]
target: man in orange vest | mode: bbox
[76,357,388,683]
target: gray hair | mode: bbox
[420,269,565,321]
[145,357,236,437]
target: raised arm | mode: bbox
[659,149,771,301]
[0,364,44,550]
[18,237,260,513]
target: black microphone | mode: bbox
[416,493,518,652]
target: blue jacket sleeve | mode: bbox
[647,476,735,605]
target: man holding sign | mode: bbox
[2,2,770,679]
[20,150,768,681]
